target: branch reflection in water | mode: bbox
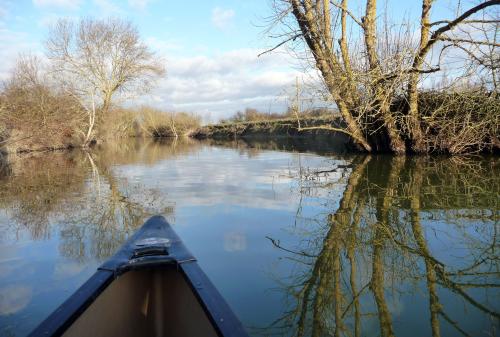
[264,155,499,337]
[0,137,498,337]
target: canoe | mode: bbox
[29,216,248,337]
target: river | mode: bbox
[0,138,498,336]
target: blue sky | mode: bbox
[0,0,470,121]
[2,1,267,53]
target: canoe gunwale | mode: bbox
[28,269,115,337]
[29,216,248,337]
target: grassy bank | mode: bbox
[192,115,349,140]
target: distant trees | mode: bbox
[266,0,500,154]
[221,107,336,123]
[46,18,165,145]
[225,108,280,123]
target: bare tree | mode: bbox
[46,18,165,145]
[265,0,500,154]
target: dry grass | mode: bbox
[137,106,201,137]
[101,107,141,139]
[101,106,201,138]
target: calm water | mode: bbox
[0,138,498,337]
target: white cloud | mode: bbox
[145,36,182,54]
[131,48,306,121]
[211,7,234,29]
[92,0,123,16]
[0,28,41,81]
[128,0,149,11]
[32,0,81,10]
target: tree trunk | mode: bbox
[364,0,406,153]
[84,92,96,146]
[407,0,433,153]
[290,0,373,152]
[409,158,441,337]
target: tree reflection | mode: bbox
[0,152,89,239]
[201,137,350,156]
[266,156,499,337]
[0,155,10,180]
[0,138,199,260]
[57,151,175,261]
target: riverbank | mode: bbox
[0,115,350,154]
[192,115,349,139]
[0,106,201,154]
[0,130,81,154]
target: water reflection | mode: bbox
[0,152,89,240]
[0,140,198,258]
[224,231,247,252]
[0,285,32,315]
[0,138,498,337]
[203,136,350,156]
[0,139,200,336]
[0,156,11,181]
[265,156,499,336]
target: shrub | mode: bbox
[0,75,84,152]
[418,90,499,154]
[101,108,141,139]
[101,106,201,138]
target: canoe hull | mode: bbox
[64,268,218,337]
[29,216,248,337]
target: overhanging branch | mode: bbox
[379,67,441,83]
[437,36,500,47]
[428,19,500,27]
[258,33,302,57]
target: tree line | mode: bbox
[220,107,337,124]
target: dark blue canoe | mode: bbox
[29,216,248,337]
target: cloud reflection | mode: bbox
[0,285,32,315]
[224,231,247,252]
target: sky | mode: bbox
[0,0,464,121]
